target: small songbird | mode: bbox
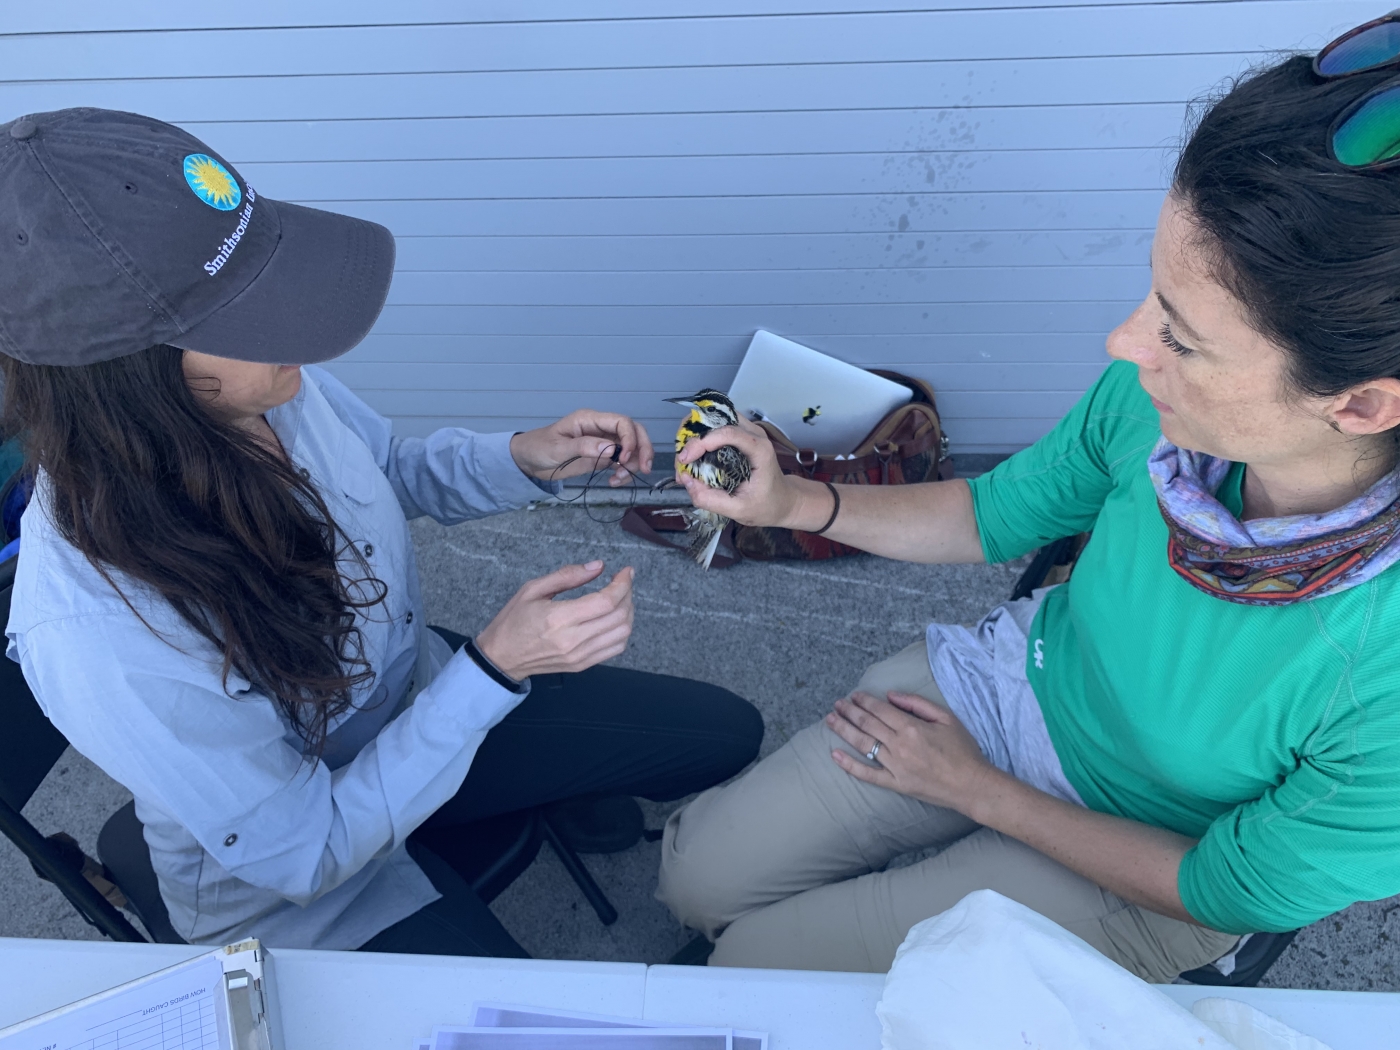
[664,389,753,569]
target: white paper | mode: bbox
[471,1003,766,1050]
[433,1028,730,1050]
[0,953,226,1050]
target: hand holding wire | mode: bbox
[509,409,654,486]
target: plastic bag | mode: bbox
[876,890,1329,1050]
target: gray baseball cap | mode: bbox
[0,107,395,367]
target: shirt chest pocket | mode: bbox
[330,440,411,620]
[336,441,382,508]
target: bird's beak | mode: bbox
[663,397,697,408]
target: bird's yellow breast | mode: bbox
[674,409,707,479]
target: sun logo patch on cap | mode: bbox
[183,154,242,211]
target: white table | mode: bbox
[1,937,1395,1049]
[1156,984,1399,1050]
[643,965,883,1048]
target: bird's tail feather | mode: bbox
[686,509,729,570]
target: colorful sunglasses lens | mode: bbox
[1334,86,1400,166]
[1318,20,1400,76]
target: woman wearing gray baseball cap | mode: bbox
[0,108,761,953]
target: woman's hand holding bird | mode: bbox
[511,409,655,487]
[675,414,836,532]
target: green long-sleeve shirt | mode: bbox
[968,360,1400,934]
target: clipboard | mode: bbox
[0,939,275,1050]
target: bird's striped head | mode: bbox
[664,388,740,432]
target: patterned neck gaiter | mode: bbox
[1148,437,1400,605]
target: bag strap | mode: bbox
[762,419,943,480]
[619,506,743,568]
[757,369,949,479]
[868,368,937,405]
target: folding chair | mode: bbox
[0,595,622,946]
[0,579,146,942]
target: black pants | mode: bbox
[358,657,763,957]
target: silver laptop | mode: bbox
[727,330,913,455]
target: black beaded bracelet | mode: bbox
[462,636,528,694]
[812,481,842,536]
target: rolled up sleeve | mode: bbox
[1178,749,1400,934]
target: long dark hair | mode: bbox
[1175,55,1400,401]
[0,344,387,758]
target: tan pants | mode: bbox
[656,640,1239,983]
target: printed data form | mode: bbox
[0,953,226,1050]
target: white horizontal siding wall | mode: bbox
[0,1,1370,451]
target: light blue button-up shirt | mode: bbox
[6,367,555,949]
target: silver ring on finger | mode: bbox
[865,741,882,763]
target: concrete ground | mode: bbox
[2,504,1398,991]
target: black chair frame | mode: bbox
[0,569,147,942]
[0,793,145,942]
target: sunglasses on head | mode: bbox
[1317,10,1400,169]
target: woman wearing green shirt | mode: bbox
[656,30,1400,982]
